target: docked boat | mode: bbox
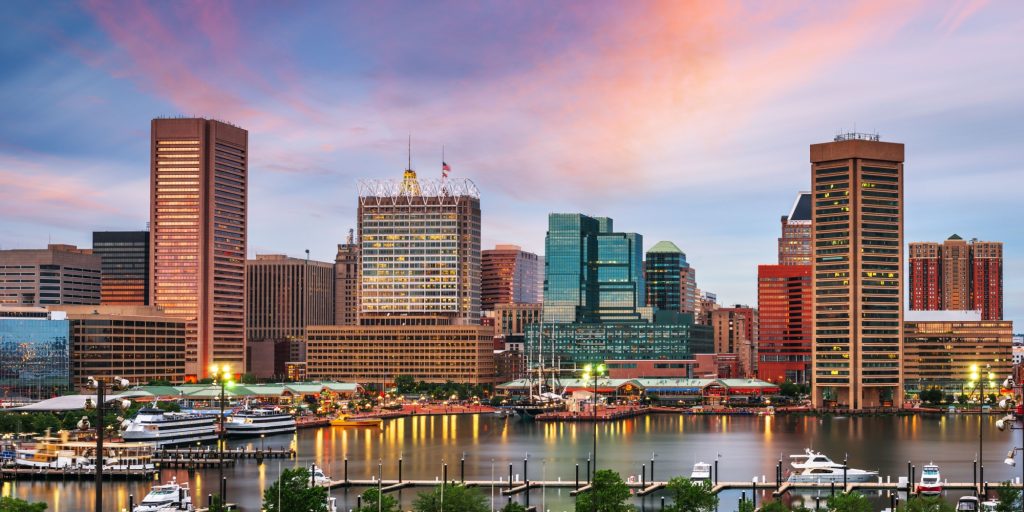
[787,449,878,483]
[956,496,980,511]
[14,436,89,469]
[329,415,383,427]
[690,462,712,481]
[916,463,942,495]
[133,476,193,511]
[16,437,155,471]
[310,463,332,486]
[122,408,218,447]
[224,408,296,437]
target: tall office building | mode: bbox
[680,267,697,315]
[810,133,904,410]
[0,245,101,306]
[93,231,150,305]
[908,242,941,311]
[481,244,541,310]
[712,306,758,377]
[645,241,691,313]
[150,118,248,379]
[334,233,360,326]
[778,192,812,265]
[357,168,481,323]
[908,237,1003,320]
[246,254,335,342]
[757,264,812,383]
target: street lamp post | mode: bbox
[210,364,235,504]
[969,363,995,495]
[87,376,129,512]
[581,361,605,509]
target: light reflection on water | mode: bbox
[2,414,1021,512]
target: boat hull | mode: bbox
[788,472,878,484]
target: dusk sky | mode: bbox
[1,1,1021,323]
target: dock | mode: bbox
[153,446,294,468]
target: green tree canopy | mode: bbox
[896,495,955,512]
[827,492,872,512]
[261,467,329,512]
[0,497,47,512]
[394,375,416,394]
[356,488,400,512]
[664,477,718,512]
[575,469,635,512]
[412,484,488,512]
[995,481,1021,512]
[500,502,528,512]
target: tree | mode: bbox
[920,388,944,405]
[395,375,416,394]
[664,477,717,512]
[412,484,488,512]
[575,469,635,512]
[827,492,872,512]
[736,500,755,512]
[957,394,969,404]
[356,488,400,512]
[0,497,47,512]
[206,495,227,512]
[500,502,528,512]
[897,495,955,512]
[240,373,260,384]
[780,380,800,398]
[995,481,1021,512]
[261,468,329,512]
[759,502,810,512]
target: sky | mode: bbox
[0,0,1021,324]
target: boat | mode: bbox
[787,449,878,483]
[916,463,942,495]
[310,463,332,486]
[329,415,383,428]
[133,476,193,511]
[14,436,89,469]
[690,462,712,481]
[122,408,218,447]
[224,408,296,437]
[956,496,980,511]
[16,437,156,471]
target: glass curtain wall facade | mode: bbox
[93,231,150,305]
[543,214,600,324]
[0,315,71,399]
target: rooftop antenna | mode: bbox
[407,134,412,171]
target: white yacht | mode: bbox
[916,463,942,495]
[122,408,218,447]
[224,408,295,437]
[310,463,332,486]
[787,449,878,483]
[134,476,193,511]
[956,496,980,511]
[690,462,712,481]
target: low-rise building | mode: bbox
[903,310,1014,396]
[0,307,71,400]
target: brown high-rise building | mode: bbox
[335,231,360,326]
[810,133,904,410]
[150,118,248,380]
[481,244,541,310]
[941,235,971,311]
[971,241,1003,321]
[246,254,334,343]
[93,231,150,306]
[778,192,812,265]
[712,306,758,377]
[908,237,1003,321]
[0,244,101,306]
[908,242,941,311]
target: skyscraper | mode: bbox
[93,231,150,305]
[778,192,812,265]
[150,118,248,380]
[357,168,481,323]
[334,231,360,326]
[481,244,541,310]
[756,264,811,383]
[971,241,1003,321]
[0,245,101,306]
[908,242,941,311]
[246,254,335,342]
[810,133,904,410]
[645,241,695,317]
[908,237,1003,320]
[941,234,971,311]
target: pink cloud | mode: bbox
[939,0,990,34]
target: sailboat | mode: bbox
[511,322,566,419]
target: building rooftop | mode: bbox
[647,240,683,254]
[948,233,963,240]
[904,310,982,322]
[788,192,812,222]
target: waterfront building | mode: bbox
[810,133,904,409]
[0,307,71,399]
[357,167,481,323]
[246,253,335,342]
[778,192,812,265]
[93,231,150,305]
[903,310,1013,396]
[645,241,695,315]
[150,118,248,379]
[525,322,713,370]
[56,305,187,389]
[605,354,740,379]
[481,244,541,310]
[908,237,1004,320]
[757,264,812,384]
[0,244,101,306]
[334,232,360,325]
[305,319,496,385]
[712,306,758,377]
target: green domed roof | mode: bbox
[647,241,683,254]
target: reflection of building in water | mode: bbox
[0,307,71,400]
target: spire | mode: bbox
[407,133,412,171]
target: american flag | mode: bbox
[442,161,451,178]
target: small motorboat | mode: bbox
[310,463,332,487]
[134,476,193,511]
[956,496,980,511]
[690,462,712,481]
[916,463,942,495]
[329,415,383,427]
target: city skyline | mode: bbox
[1,2,1022,324]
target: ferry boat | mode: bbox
[224,408,296,437]
[122,408,218,447]
[14,436,89,469]
[16,437,155,471]
[133,476,193,511]
[916,463,943,495]
[329,415,383,428]
[690,462,712,481]
[787,449,878,483]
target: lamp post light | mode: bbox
[210,364,235,504]
[87,376,130,512]
[969,363,995,495]
[581,361,606,512]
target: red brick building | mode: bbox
[756,264,812,384]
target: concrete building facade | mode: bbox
[481,244,541,310]
[0,245,101,307]
[246,254,335,342]
[903,310,1013,396]
[334,235,360,326]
